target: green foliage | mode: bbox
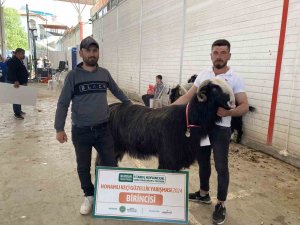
[4,7,28,50]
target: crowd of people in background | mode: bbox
[0,51,52,83]
[0,51,16,83]
[0,54,7,83]
[37,56,51,69]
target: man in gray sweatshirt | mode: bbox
[54,36,131,215]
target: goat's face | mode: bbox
[169,85,181,104]
[169,84,193,103]
[197,78,235,110]
[187,74,198,83]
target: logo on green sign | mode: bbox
[119,173,133,182]
[119,206,126,213]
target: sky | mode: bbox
[4,0,93,27]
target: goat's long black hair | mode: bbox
[97,79,233,170]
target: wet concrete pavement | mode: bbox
[0,83,299,225]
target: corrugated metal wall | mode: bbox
[92,15,103,66]
[117,0,141,94]
[140,0,184,91]
[92,0,300,162]
[102,9,119,81]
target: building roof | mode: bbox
[20,13,47,21]
[41,24,69,30]
[54,0,95,5]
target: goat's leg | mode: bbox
[158,157,181,171]
[236,131,243,143]
[233,117,243,143]
[95,152,122,167]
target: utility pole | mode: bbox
[31,29,37,78]
[0,0,7,59]
[26,4,30,52]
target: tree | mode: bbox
[4,7,28,50]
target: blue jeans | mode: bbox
[197,125,231,201]
[71,122,117,196]
[142,94,154,107]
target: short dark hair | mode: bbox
[15,48,25,54]
[156,75,162,80]
[211,39,231,52]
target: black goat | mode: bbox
[96,78,235,170]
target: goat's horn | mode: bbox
[197,80,210,102]
[197,93,207,102]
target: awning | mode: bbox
[54,0,95,5]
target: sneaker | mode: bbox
[189,190,212,204]
[14,114,24,120]
[212,203,226,224]
[21,111,26,115]
[80,196,94,215]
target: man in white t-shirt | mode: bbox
[173,39,249,224]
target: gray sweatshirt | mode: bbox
[54,64,130,132]
[154,82,164,99]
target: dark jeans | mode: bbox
[7,80,22,115]
[197,125,231,202]
[71,122,117,196]
[13,104,22,116]
[142,94,154,107]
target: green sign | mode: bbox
[93,167,189,224]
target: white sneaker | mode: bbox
[80,196,94,215]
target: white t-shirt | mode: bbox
[194,66,245,127]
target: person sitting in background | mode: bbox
[142,75,164,107]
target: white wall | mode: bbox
[48,51,65,69]
[102,9,118,81]
[139,0,184,92]
[59,25,81,67]
[272,0,300,157]
[93,0,300,162]
[182,0,283,148]
[117,0,141,94]
[92,15,104,68]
